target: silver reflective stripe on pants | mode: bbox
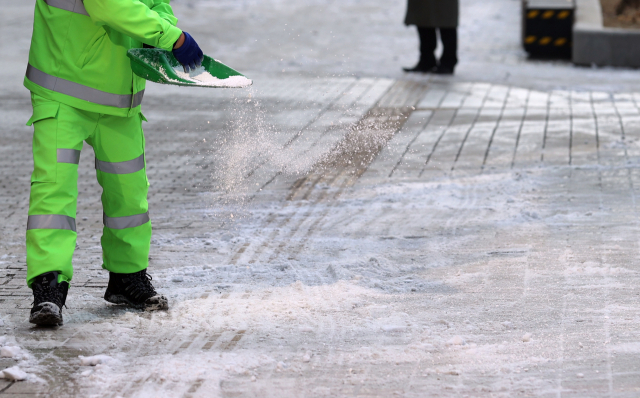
[44,0,88,16]
[95,154,145,175]
[57,149,81,164]
[103,212,150,230]
[27,215,76,231]
[26,64,145,109]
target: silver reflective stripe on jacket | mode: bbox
[26,64,145,109]
[95,154,145,174]
[27,215,76,231]
[57,149,81,164]
[44,0,88,16]
[103,212,150,230]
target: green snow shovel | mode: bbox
[127,48,252,88]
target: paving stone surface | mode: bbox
[2,0,640,397]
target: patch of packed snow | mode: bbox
[0,346,21,358]
[0,366,27,381]
[79,355,115,366]
[447,336,466,346]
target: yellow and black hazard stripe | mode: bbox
[526,9,572,20]
[524,36,569,47]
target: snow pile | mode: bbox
[447,336,466,346]
[0,346,21,358]
[0,335,41,383]
[0,366,27,381]
[79,355,115,366]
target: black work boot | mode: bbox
[30,271,69,326]
[104,269,168,311]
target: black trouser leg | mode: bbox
[438,27,458,68]
[417,27,437,68]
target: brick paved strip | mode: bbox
[513,91,552,169]
[357,110,433,184]
[392,108,457,179]
[439,82,473,109]
[454,85,510,174]
[483,105,527,171]
[542,91,570,166]
[417,86,447,109]
[593,93,626,168]
[421,106,482,178]
[570,91,599,167]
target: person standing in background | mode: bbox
[403,0,459,74]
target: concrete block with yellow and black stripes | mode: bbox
[522,0,575,58]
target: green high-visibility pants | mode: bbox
[26,93,151,287]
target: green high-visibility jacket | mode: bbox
[24,0,183,117]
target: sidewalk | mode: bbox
[1,0,640,397]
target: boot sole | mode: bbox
[104,291,168,311]
[29,302,63,326]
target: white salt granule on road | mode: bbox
[381,325,407,333]
[0,366,27,381]
[0,346,21,358]
[79,355,114,366]
[447,336,466,346]
[174,67,252,87]
[302,351,313,362]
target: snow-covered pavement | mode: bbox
[2,0,640,396]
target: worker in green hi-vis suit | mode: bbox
[24,0,204,326]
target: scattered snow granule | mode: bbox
[79,355,114,366]
[501,321,514,330]
[302,351,313,362]
[447,336,466,346]
[251,375,256,382]
[1,366,27,381]
[80,370,93,377]
[298,326,314,333]
[577,373,584,378]
[172,276,184,283]
[381,325,407,333]
[522,333,532,342]
[0,346,21,358]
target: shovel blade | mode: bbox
[127,48,252,88]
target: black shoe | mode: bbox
[104,270,168,311]
[403,63,436,73]
[433,65,455,75]
[30,271,69,326]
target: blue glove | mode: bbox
[172,32,204,73]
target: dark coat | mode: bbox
[405,0,459,28]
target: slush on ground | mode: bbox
[1,0,640,396]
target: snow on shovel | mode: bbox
[127,48,252,88]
